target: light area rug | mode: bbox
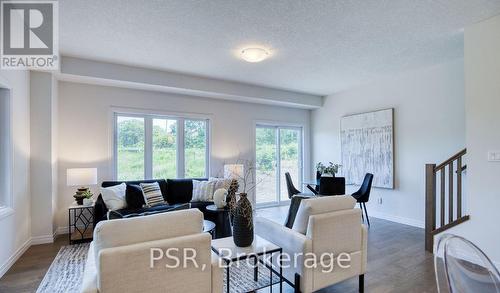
[36,243,280,293]
[36,243,89,293]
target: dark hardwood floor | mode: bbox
[0,236,68,293]
[0,206,437,293]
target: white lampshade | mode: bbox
[224,164,244,179]
[67,168,97,186]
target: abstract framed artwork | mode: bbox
[341,108,394,189]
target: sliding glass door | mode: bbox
[256,125,302,206]
[256,127,277,204]
[279,128,302,201]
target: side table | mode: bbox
[206,204,232,239]
[203,219,216,238]
[68,203,94,244]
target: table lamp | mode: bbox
[67,168,97,205]
[224,164,244,179]
[223,164,245,210]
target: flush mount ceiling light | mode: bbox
[240,47,270,63]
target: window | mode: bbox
[116,116,145,180]
[184,120,207,178]
[255,125,303,206]
[153,118,177,179]
[0,88,11,211]
[115,113,209,180]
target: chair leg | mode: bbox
[294,273,301,293]
[362,202,370,227]
[359,274,364,293]
[359,202,364,223]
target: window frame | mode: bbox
[0,86,14,221]
[113,110,211,180]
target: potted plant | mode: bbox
[74,189,93,205]
[316,162,342,177]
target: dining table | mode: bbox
[302,181,319,194]
[302,177,346,195]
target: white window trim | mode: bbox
[254,120,305,208]
[0,83,13,221]
[0,207,14,221]
[111,108,211,180]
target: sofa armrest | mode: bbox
[211,251,223,293]
[255,217,313,292]
[255,217,310,255]
[255,217,313,291]
[108,203,192,220]
[80,242,98,293]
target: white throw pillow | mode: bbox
[100,183,127,211]
[192,180,216,202]
[209,177,232,191]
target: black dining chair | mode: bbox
[315,171,321,192]
[285,172,304,199]
[351,173,374,227]
[284,172,316,228]
[318,177,346,196]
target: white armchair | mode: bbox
[255,195,367,293]
[80,209,223,293]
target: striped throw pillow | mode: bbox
[191,180,216,202]
[140,182,165,207]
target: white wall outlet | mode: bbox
[488,151,500,162]
[378,197,383,204]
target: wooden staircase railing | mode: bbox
[425,148,469,252]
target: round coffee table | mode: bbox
[203,220,216,238]
[206,204,232,239]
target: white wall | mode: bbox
[312,59,465,227]
[51,76,58,234]
[30,72,58,244]
[447,14,500,265]
[56,81,311,231]
[0,70,31,278]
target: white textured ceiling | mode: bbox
[59,0,500,95]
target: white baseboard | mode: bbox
[0,238,31,278]
[56,226,69,235]
[31,232,56,245]
[369,210,425,229]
